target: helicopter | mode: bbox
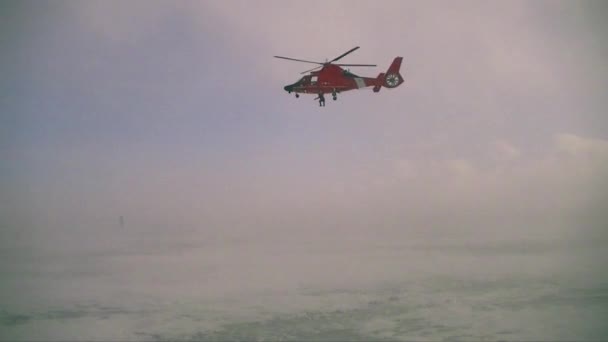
[274,46,403,106]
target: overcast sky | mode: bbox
[1,0,607,244]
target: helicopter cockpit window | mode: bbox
[295,76,307,85]
[310,76,318,85]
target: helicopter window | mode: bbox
[299,76,310,84]
[310,76,318,85]
[343,70,360,78]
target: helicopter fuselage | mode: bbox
[283,64,379,95]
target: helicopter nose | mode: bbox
[284,85,293,92]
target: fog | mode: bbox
[1,1,608,340]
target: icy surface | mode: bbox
[1,224,607,341]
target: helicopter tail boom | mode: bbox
[372,73,385,92]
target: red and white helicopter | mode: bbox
[274,46,403,106]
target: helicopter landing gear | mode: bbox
[332,90,337,101]
[295,93,299,98]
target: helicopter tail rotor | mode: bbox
[371,57,404,92]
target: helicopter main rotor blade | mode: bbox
[273,56,323,65]
[329,46,360,63]
[300,65,323,74]
[334,63,377,67]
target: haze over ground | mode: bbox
[1,1,607,340]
